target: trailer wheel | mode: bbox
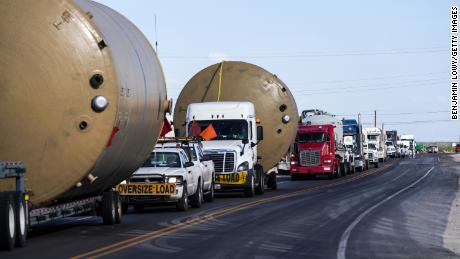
[267,171,277,190]
[102,190,116,225]
[365,160,369,171]
[255,166,265,195]
[14,192,26,247]
[114,191,122,224]
[0,192,17,250]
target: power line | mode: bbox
[293,77,445,93]
[160,48,446,60]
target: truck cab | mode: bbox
[342,119,366,172]
[185,102,267,197]
[400,134,416,158]
[291,124,340,179]
[364,127,386,163]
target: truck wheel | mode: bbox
[357,166,363,173]
[121,203,129,214]
[340,163,346,177]
[0,192,17,250]
[335,164,341,178]
[102,190,116,225]
[190,181,203,208]
[14,192,26,247]
[114,191,122,224]
[365,160,369,171]
[268,172,277,190]
[204,180,215,202]
[177,184,189,211]
[244,174,255,197]
[255,169,265,195]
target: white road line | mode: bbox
[336,166,435,259]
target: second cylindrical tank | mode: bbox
[174,61,298,171]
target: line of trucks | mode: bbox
[0,0,416,251]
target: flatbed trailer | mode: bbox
[0,161,122,250]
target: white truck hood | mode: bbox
[131,167,184,177]
[202,140,244,153]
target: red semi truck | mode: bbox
[290,124,345,179]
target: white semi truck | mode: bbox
[185,102,267,197]
[363,128,384,167]
[400,134,416,158]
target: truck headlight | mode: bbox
[237,162,249,172]
[167,176,183,184]
[324,159,332,164]
[120,180,127,185]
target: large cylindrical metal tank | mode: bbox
[0,0,167,206]
[174,61,298,171]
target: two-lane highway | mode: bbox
[1,154,460,259]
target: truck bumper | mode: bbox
[291,165,333,175]
[214,171,252,191]
[121,185,183,205]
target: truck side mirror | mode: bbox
[257,126,264,141]
[184,161,194,168]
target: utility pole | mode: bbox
[374,110,377,127]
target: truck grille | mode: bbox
[206,152,235,173]
[368,152,373,159]
[300,150,320,166]
[129,175,164,184]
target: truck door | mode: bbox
[181,151,197,194]
[196,144,212,190]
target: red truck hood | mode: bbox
[298,142,327,152]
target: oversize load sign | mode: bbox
[117,184,176,195]
[215,172,247,185]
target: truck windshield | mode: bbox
[298,133,326,142]
[368,144,377,150]
[190,120,248,140]
[367,135,378,141]
[142,152,181,168]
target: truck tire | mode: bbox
[340,163,346,177]
[102,190,116,225]
[0,192,17,250]
[204,179,215,202]
[267,172,277,190]
[121,203,129,214]
[114,191,122,224]
[190,181,203,208]
[14,192,26,247]
[244,174,255,197]
[255,166,265,195]
[357,166,363,172]
[177,184,189,211]
[335,164,341,178]
[365,160,369,171]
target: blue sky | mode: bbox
[95,0,458,142]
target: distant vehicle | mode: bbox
[416,143,425,153]
[427,145,439,153]
[343,118,367,172]
[118,147,205,212]
[364,127,386,164]
[385,141,397,158]
[386,130,398,144]
[456,144,460,153]
[400,134,416,158]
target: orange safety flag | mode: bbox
[200,124,217,141]
[189,120,201,137]
[160,118,172,136]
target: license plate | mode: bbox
[215,172,247,185]
[116,184,176,196]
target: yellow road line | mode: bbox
[71,162,394,259]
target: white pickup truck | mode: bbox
[118,147,206,212]
[156,138,215,202]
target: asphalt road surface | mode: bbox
[2,154,460,259]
